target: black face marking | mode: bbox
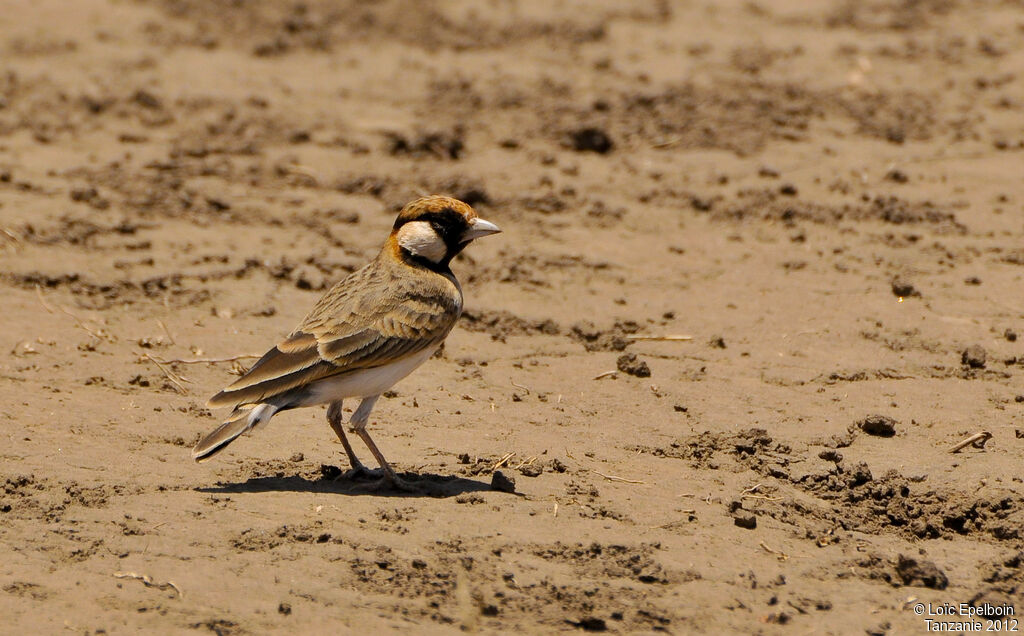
[394,208,473,271]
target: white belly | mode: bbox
[302,346,438,405]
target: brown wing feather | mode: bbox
[206,333,336,408]
[207,255,461,410]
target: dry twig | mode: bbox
[626,334,693,341]
[113,571,182,597]
[509,379,531,395]
[143,354,190,394]
[1,227,22,245]
[152,354,262,365]
[592,470,645,484]
[592,370,618,380]
[513,456,538,470]
[491,452,515,471]
[743,494,784,502]
[36,284,108,341]
[949,431,992,453]
[651,512,696,529]
[156,319,175,345]
[759,542,789,561]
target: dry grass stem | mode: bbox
[592,471,645,484]
[36,284,108,341]
[143,354,190,394]
[652,513,696,529]
[154,354,262,365]
[113,571,182,597]
[759,542,789,561]
[509,379,531,394]
[743,494,784,502]
[626,334,693,341]
[1,227,22,244]
[491,452,515,471]
[156,319,175,345]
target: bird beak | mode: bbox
[461,217,502,242]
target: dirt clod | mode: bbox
[858,415,897,437]
[616,353,651,377]
[733,512,757,529]
[896,555,948,590]
[962,345,987,369]
[891,278,919,298]
[568,127,613,154]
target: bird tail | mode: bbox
[191,403,279,462]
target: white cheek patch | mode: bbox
[397,221,447,263]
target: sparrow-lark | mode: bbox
[192,195,502,491]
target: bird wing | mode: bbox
[207,261,461,409]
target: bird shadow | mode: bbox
[196,468,496,499]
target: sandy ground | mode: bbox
[1,0,1024,633]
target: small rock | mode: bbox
[866,622,891,636]
[568,127,613,154]
[1015,396,1024,403]
[674,404,688,412]
[708,335,727,349]
[884,169,909,183]
[858,415,897,437]
[891,278,918,298]
[519,463,543,478]
[491,471,516,493]
[896,555,948,590]
[319,464,341,480]
[818,449,843,463]
[848,462,873,486]
[763,612,790,624]
[616,353,651,378]
[289,453,304,463]
[779,183,798,196]
[962,345,987,369]
[569,617,607,632]
[1005,329,1017,342]
[133,89,162,109]
[278,602,292,616]
[549,458,568,473]
[733,511,757,529]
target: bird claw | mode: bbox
[359,473,422,494]
[383,474,422,494]
[333,464,421,493]
[335,464,384,481]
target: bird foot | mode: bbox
[334,464,421,493]
[383,473,422,493]
[335,463,384,481]
[359,473,422,494]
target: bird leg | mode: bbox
[349,395,419,492]
[326,400,376,480]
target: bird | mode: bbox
[191,195,501,491]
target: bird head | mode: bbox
[389,195,501,267]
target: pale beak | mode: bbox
[461,217,502,242]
